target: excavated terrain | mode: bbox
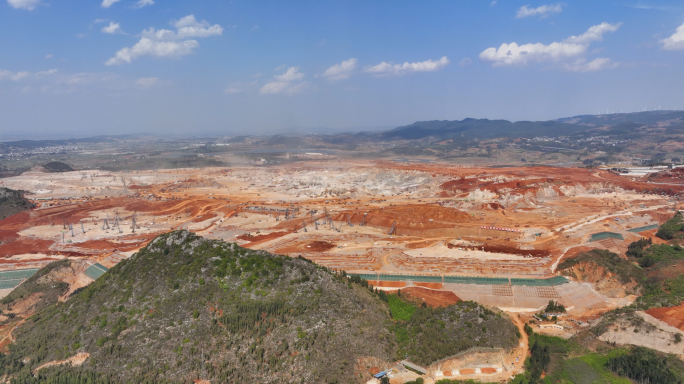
[0,160,681,374]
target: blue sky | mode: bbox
[1,0,684,138]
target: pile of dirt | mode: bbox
[402,286,461,307]
[236,231,287,246]
[448,243,551,257]
[646,303,684,330]
[305,240,336,252]
[335,205,475,236]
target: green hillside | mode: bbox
[2,231,395,383]
[0,187,34,220]
[0,231,522,384]
[380,118,588,140]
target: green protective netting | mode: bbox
[350,274,378,281]
[93,263,109,272]
[589,232,624,242]
[0,280,24,289]
[0,269,39,281]
[377,274,443,283]
[350,273,568,286]
[84,265,107,280]
[444,276,510,285]
[628,224,659,233]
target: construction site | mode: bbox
[0,160,681,382]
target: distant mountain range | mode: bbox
[377,110,684,141]
[3,111,684,147]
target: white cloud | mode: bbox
[133,0,154,8]
[562,58,617,72]
[224,80,257,94]
[321,58,358,81]
[459,58,472,66]
[479,22,621,68]
[36,68,58,77]
[140,16,223,40]
[516,3,565,19]
[136,77,160,88]
[101,22,123,34]
[7,0,40,10]
[45,54,53,59]
[660,22,684,50]
[0,68,56,81]
[364,56,449,76]
[0,68,153,94]
[490,1,497,6]
[101,0,120,8]
[106,15,222,65]
[259,81,289,94]
[106,38,199,65]
[274,67,305,82]
[565,22,621,44]
[259,67,312,95]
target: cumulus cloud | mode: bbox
[133,0,154,8]
[138,15,223,41]
[660,22,684,50]
[106,15,222,65]
[136,77,160,88]
[106,39,199,65]
[273,67,305,82]
[516,3,565,19]
[321,58,358,81]
[479,22,621,68]
[7,0,40,10]
[565,22,621,44]
[364,56,449,76]
[101,0,120,8]
[101,22,123,34]
[259,67,313,95]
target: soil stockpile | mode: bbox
[402,286,461,307]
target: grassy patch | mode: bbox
[387,294,415,321]
[657,212,684,240]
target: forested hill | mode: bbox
[380,118,586,140]
[340,110,684,142]
[0,187,34,220]
[2,231,394,383]
[0,231,520,384]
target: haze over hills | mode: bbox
[2,111,682,147]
